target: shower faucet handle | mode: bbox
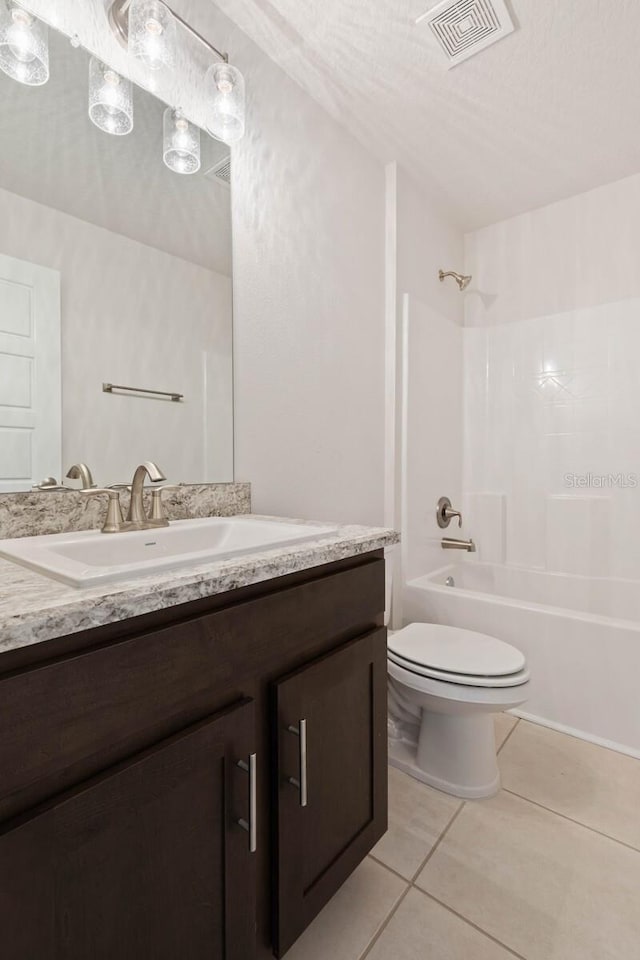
[437,496,462,529]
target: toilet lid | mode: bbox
[388,623,526,678]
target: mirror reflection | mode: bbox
[0,24,233,492]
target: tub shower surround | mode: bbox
[0,483,251,541]
[0,519,399,652]
[463,169,640,582]
[462,303,640,577]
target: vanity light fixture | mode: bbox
[128,0,176,74]
[206,61,245,144]
[88,56,133,135]
[0,1,49,86]
[0,0,245,168]
[106,0,246,146]
[163,107,200,174]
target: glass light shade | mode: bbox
[206,62,245,144]
[128,0,176,73]
[163,108,200,175]
[88,57,133,136]
[0,3,48,86]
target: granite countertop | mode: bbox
[0,516,399,653]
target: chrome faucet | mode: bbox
[66,463,95,490]
[441,537,476,553]
[128,461,167,524]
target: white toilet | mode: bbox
[387,622,530,799]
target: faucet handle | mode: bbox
[436,496,463,529]
[149,485,181,523]
[81,488,125,534]
[448,508,463,528]
[32,477,66,491]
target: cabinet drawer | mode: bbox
[0,556,384,821]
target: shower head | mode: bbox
[439,269,472,291]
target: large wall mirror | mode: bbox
[0,8,233,492]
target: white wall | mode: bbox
[396,170,464,329]
[0,186,233,486]
[464,171,640,578]
[392,168,465,583]
[229,27,386,525]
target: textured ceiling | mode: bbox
[215,0,640,229]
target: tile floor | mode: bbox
[286,715,640,960]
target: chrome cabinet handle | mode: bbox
[287,719,308,808]
[237,753,257,853]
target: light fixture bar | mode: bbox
[169,5,228,63]
[107,0,228,63]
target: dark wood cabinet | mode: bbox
[0,552,387,958]
[0,699,257,960]
[274,628,388,956]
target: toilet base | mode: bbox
[388,710,502,799]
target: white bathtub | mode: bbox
[403,562,640,758]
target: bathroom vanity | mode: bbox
[0,519,397,960]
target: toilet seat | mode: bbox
[388,650,530,687]
[388,658,530,707]
[388,623,529,689]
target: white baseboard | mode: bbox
[509,709,640,761]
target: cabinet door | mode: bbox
[273,627,388,956]
[0,699,257,960]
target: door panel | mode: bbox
[0,699,256,960]
[274,628,388,956]
[0,252,61,490]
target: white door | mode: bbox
[0,253,61,492]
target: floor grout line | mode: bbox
[358,801,467,958]
[502,787,640,855]
[367,794,466,888]
[366,835,529,960]
[352,720,640,960]
[367,853,413,885]
[418,889,529,960]
[497,716,520,754]
[357,884,412,960]
[409,800,466,883]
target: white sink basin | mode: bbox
[0,517,338,588]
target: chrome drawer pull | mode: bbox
[286,719,308,808]
[237,753,257,853]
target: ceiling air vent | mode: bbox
[204,154,231,187]
[415,0,515,68]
